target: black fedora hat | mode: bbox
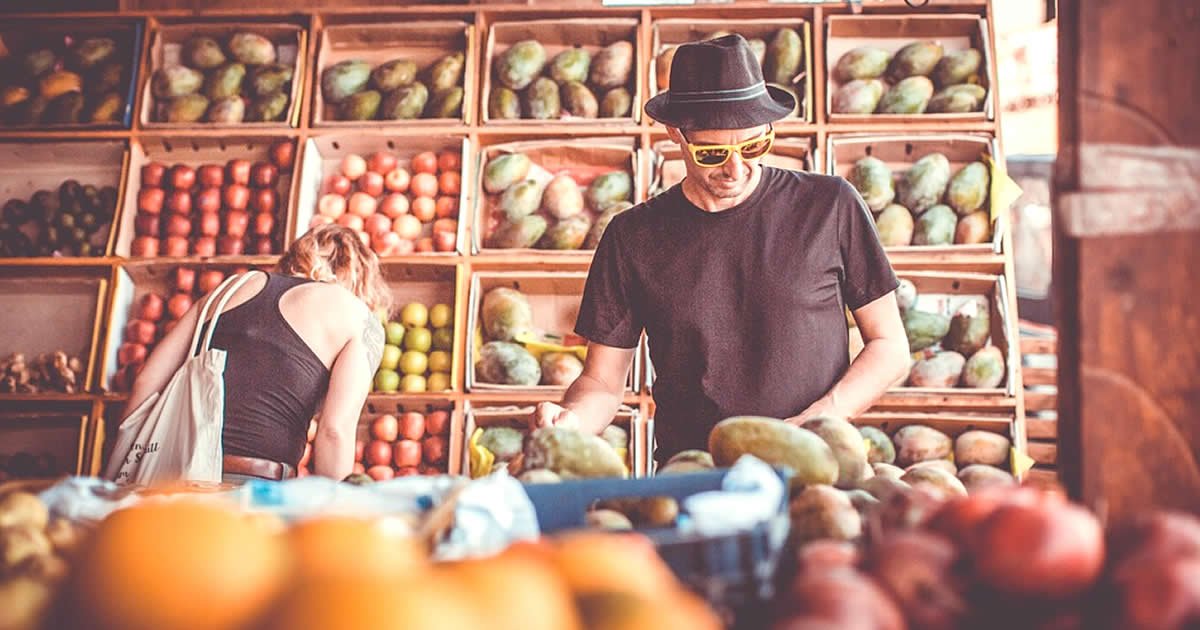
[644,34,796,131]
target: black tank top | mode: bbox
[198,272,330,465]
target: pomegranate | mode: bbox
[867,531,965,630]
[780,568,905,630]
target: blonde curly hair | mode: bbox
[278,224,392,315]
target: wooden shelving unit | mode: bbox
[0,0,1025,479]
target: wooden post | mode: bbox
[1055,0,1200,519]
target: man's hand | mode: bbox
[531,402,581,430]
[787,394,848,426]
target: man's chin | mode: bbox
[706,180,747,198]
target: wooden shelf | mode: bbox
[0,129,133,141]
[0,393,100,403]
[0,257,121,268]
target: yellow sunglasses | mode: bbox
[682,126,775,167]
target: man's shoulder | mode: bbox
[605,189,674,235]
[764,165,851,198]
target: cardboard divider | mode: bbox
[826,133,1004,255]
[292,133,471,255]
[462,401,644,478]
[647,136,815,196]
[0,141,130,258]
[0,411,89,478]
[825,14,994,123]
[358,397,460,475]
[482,18,641,125]
[113,135,296,259]
[0,274,108,393]
[140,20,308,129]
[472,136,641,255]
[311,21,475,127]
[648,18,813,124]
[466,271,639,393]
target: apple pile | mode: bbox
[310,149,460,255]
[298,409,451,479]
[373,301,454,394]
[130,140,294,257]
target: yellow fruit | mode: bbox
[401,374,427,393]
[427,372,451,392]
[263,573,484,630]
[286,516,426,580]
[380,344,402,370]
[429,303,452,328]
[400,351,428,376]
[433,327,455,351]
[39,71,83,99]
[445,547,582,630]
[404,327,432,353]
[400,302,429,328]
[428,350,451,373]
[374,369,400,393]
[552,532,679,598]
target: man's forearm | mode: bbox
[561,373,624,434]
[795,337,910,421]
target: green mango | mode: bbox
[228,32,277,65]
[538,214,592,251]
[204,63,245,100]
[913,204,958,246]
[899,153,952,212]
[834,46,891,82]
[483,153,532,194]
[523,427,627,480]
[482,287,534,342]
[954,431,1011,467]
[764,28,803,85]
[549,47,591,84]
[589,40,634,89]
[586,170,632,211]
[541,351,585,385]
[847,156,894,211]
[23,49,58,78]
[709,416,838,486]
[542,174,584,219]
[87,92,124,123]
[859,426,896,465]
[339,90,381,121]
[248,91,289,122]
[380,82,428,120]
[524,77,561,120]
[947,162,991,215]
[903,309,951,352]
[599,87,632,118]
[70,38,116,70]
[585,201,631,249]
[801,416,869,489]
[371,58,417,92]
[489,215,548,249]
[560,81,598,118]
[832,79,885,114]
[908,351,966,388]
[927,84,986,114]
[489,86,521,120]
[944,308,990,357]
[88,63,125,96]
[896,278,918,313]
[600,425,629,451]
[205,96,245,123]
[182,37,226,70]
[962,346,1005,388]
[44,92,84,124]
[321,60,371,104]
[248,64,292,97]
[476,341,541,386]
[498,179,544,221]
[164,93,209,123]
[932,48,982,88]
[875,204,914,247]
[955,210,992,245]
[495,40,547,90]
[479,426,525,461]
[876,76,934,114]
[427,53,465,92]
[426,86,463,119]
[886,41,944,81]
[152,65,203,99]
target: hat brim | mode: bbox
[643,84,797,131]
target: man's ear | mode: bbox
[665,125,683,145]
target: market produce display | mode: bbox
[372,301,455,394]
[320,53,465,121]
[480,150,633,251]
[475,286,588,387]
[0,181,117,258]
[299,408,451,479]
[129,140,294,258]
[310,149,460,255]
[148,32,295,124]
[897,279,1006,389]
[654,26,804,114]
[488,39,635,121]
[0,31,134,127]
[470,415,631,480]
[0,352,85,394]
[832,42,987,115]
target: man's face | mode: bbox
[671,125,770,200]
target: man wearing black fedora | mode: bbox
[533,35,910,463]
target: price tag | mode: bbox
[1010,447,1036,478]
[984,154,1024,223]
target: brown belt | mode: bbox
[223,455,296,480]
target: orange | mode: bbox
[285,515,426,580]
[445,544,582,630]
[552,532,679,597]
[263,572,484,630]
[69,500,287,630]
[577,589,722,630]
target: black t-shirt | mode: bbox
[575,166,898,461]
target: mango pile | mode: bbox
[476,286,586,388]
[489,39,634,121]
[655,27,804,112]
[150,32,294,124]
[482,151,632,251]
[832,42,986,115]
[472,419,630,480]
[0,33,133,126]
[848,151,993,247]
[320,53,464,121]
[897,278,1007,389]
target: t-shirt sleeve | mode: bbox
[837,179,900,310]
[574,216,643,348]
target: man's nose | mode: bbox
[723,149,745,175]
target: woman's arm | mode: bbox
[312,305,382,479]
[121,297,204,420]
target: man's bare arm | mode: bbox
[532,343,635,434]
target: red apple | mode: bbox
[192,236,216,257]
[172,267,196,293]
[134,214,160,236]
[384,168,410,193]
[138,188,164,214]
[368,151,397,175]
[216,235,245,256]
[227,159,251,186]
[347,192,376,218]
[223,184,250,211]
[396,466,420,477]
[198,270,225,294]
[371,414,399,442]
[250,163,278,188]
[197,164,224,188]
[169,165,196,191]
[365,213,391,236]
[424,410,450,435]
[117,342,147,366]
[251,237,274,255]
[366,465,394,481]
[124,319,156,345]
[167,293,192,319]
[167,190,192,215]
[253,212,274,237]
[356,230,370,248]
[422,435,447,464]
[131,236,160,257]
[365,440,392,467]
[392,238,414,255]
[355,439,365,462]
[359,171,384,197]
[372,231,400,255]
[325,174,352,196]
[352,462,366,475]
[165,213,191,237]
[341,154,367,180]
[138,293,165,321]
[379,193,409,218]
[393,440,421,468]
[317,194,347,218]
[252,188,276,213]
[310,215,334,229]
[195,187,221,214]
[162,236,188,257]
[415,238,434,253]
[433,230,456,253]
[270,140,295,171]
[196,211,221,238]
[392,214,421,240]
[399,412,425,441]
[336,213,364,232]
[225,210,250,238]
[141,162,166,188]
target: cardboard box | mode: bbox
[312,20,475,127]
[649,18,813,124]
[826,133,1005,255]
[466,271,639,393]
[462,401,643,478]
[825,14,994,123]
[140,20,307,129]
[359,398,461,475]
[292,134,470,255]
[647,136,815,196]
[482,18,641,125]
[472,137,641,255]
[0,272,108,393]
[0,411,89,478]
[0,141,129,258]
[113,136,297,259]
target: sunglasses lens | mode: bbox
[740,136,773,159]
[694,147,731,166]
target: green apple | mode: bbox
[432,327,454,351]
[400,351,428,376]
[400,302,429,329]
[373,368,400,393]
[380,344,402,371]
[404,327,432,353]
[385,321,405,347]
[400,374,427,393]
[429,303,452,329]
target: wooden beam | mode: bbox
[1026,416,1058,440]
[1020,337,1057,356]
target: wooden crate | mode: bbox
[646,135,815,196]
[378,264,462,393]
[826,133,1004,255]
[472,136,641,255]
[481,18,641,125]
[462,400,644,477]
[0,410,90,480]
[855,410,1027,479]
[825,14,994,124]
[311,20,475,127]
[358,396,461,475]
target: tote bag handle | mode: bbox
[188,271,262,356]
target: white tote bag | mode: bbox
[105,272,258,486]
